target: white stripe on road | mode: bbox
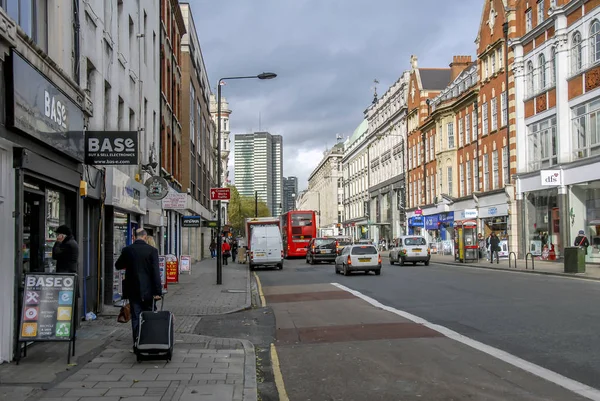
[331,282,600,401]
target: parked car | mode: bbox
[306,238,338,264]
[332,236,353,254]
[389,235,430,266]
[249,224,284,270]
[334,244,382,276]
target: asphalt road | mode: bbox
[257,257,600,392]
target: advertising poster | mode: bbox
[159,255,166,287]
[20,273,77,341]
[166,254,179,283]
[180,255,191,273]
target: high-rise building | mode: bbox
[282,177,298,213]
[234,132,283,216]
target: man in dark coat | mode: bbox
[489,232,501,264]
[574,230,590,254]
[52,225,79,273]
[115,228,162,346]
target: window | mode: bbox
[498,47,503,70]
[537,0,545,24]
[491,51,496,73]
[458,118,464,147]
[6,0,47,50]
[572,31,583,73]
[502,146,509,185]
[482,102,489,134]
[465,114,471,144]
[539,53,547,90]
[447,167,453,196]
[501,91,508,127]
[143,11,147,65]
[472,109,477,141]
[466,161,472,195]
[429,136,434,160]
[526,9,533,32]
[190,83,195,145]
[591,20,600,64]
[448,122,455,149]
[473,159,479,192]
[492,150,499,189]
[491,97,498,131]
[550,0,556,8]
[459,164,464,197]
[572,99,600,159]
[483,58,488,80]
[551,46,557,84]
[483,154,490,191]
[528,117,557,170]
[527,61,535,96]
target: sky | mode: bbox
[190,0,484,191]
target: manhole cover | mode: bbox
[222,289,246,293]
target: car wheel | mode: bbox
[334,263,340,274]
[412,262,417,265]
[278,263,283,270]
[390,256,395,265]
[424,260,430,266]
[343,264,349,276]
[399,258,405,266]
[249,264,255,271]
[375,269,381,276]
[309,256,315,265]
[305,256,309,264]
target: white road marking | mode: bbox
[331,282,600,401]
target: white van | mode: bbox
[249,224,284,270]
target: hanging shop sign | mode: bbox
[19,273,77,342]
[162,191,187,210]
[182,215,202,228]
[145,176,169,200]
[84,131,138,165]
[8,51,85,161]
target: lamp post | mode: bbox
[216,72,276,285]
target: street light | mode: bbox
[216,72,277,285]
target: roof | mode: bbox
[347,119,368,147]
[419,69,452,90]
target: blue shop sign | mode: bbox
[425,214,439,230]
[409,216,424,226]
[439,212,455,224]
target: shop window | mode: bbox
[528,116,557,170]
[526,189,559,256]
[572,100,600,159]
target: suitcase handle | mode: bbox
[153,297,164,311]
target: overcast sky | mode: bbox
[190,0,484,191]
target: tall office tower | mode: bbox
[282,177,298,213]
[234,132,283,216]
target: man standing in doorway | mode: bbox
[116,228,162,348]
[52,225,79,273]
[489,232,500,264]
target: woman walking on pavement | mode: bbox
[222,239,231,265]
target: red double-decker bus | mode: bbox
[280,210,317,258]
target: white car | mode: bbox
[334,245,382,276]
[389,236,431,266]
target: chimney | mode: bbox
[449,55,472,81]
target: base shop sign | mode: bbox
[20,273,77,341]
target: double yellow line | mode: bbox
[253,272,290,401]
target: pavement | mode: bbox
[257,257,600,400]
[0,258,256,401]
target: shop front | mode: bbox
[408,215,424,235]
[104,167,147,305]
[2,49,86,362]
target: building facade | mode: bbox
[160,0,186,255]
[303,143,344,235]
[364,71,410,243]
[282,176,298,213]
[512,0,600,262]
[234,132,283,216]
[180,3,216,261]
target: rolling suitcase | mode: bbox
[135,298,174,362]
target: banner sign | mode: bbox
[166,254,179,283]
[19,273,77,341]
[180,255,191,273]
[163,191,187,210]
[182,216,202,228]
[84,131,138,165]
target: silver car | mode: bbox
[389,235,430,266]
[334,245,382,276]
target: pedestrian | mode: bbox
[209,239,216,259]
[231,240,238,263]
[222,239,231,266]
[146,236,158,249]
[489,232,500,264]
[52,225,79,273]
[115,228,162,350]
[574,230,590,254]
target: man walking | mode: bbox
[52,225,79,273]
[115,228,162,348]
[489,232,500,264]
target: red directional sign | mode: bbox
[210,187,231,201]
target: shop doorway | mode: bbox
[83,200,101,314]
[23,189,45,273]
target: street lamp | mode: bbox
[216,72,277,285]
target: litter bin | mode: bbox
[564,247,586,273]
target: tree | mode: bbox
[227,185,271,234]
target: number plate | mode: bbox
[413,248,422,252]
[320,250,330,253]
[358,258,370,262]
[256,253,266,257]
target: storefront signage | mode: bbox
[488,207,498,216]
[163,191,187,210]
[541,170,562,186]
[165,254,179,283]
[409,216,424,226]
[464,209,478,219]
[180,255,191,273]
[182,215,202,228]
[203,220,218,228]
[84,131,138,165]
[439,212,455,224]
[425,215,440,230]
[105,168,147,215]
[479,204,509,218]
[415,208,423,215]
[19,273,77,341]
[145,176,169,200]
[8,51,85,161]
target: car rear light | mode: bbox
[427,248,431,255]
[250,251,254,260]
[378,255,382,264]
[281,250,284,258]
[347,255,352,265]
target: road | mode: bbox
[256,257,600,401]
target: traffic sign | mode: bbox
[210,187,231,200]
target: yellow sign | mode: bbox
[21,322,38,337]
[57,307,72,321]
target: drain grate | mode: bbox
[222,289,247,293]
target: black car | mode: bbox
[306,238,338,264]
